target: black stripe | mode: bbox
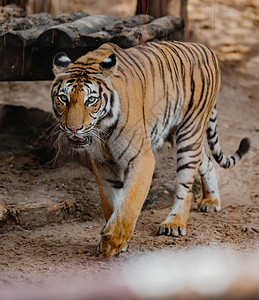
[178,126,205,151]
[176,121,201,144]
[177,141,201,154]
[207,128,217,140]
[151,120,158,137]
[212,150,223,163]
[113,48,143,89]
[106,179,124,189]
[178,150,202,161]
[177,161,197,173]
[187,73,195,114]
[162,85,170,125]
[189,150,202,158]
[107,117,119,137]
[210,116,216,122]
[110,93,114,108]
[148,44,166,93]
[134,48,156,89]
[180,183,191,189]
[118,132,136,160]
[149,43,176,87]
[73,61,96,66]
[163,97,172,132]
[192,44,214,98]
[114,95,129,141]
[126,137,144,169]
[208,136,218,148]
[130,52,147,131]
[52,80,62,91]
[117,66,129,84]
[128,52,147,88]
[52,102,62,118]
[178,44,212,120]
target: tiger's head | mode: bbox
[51,46,120,151]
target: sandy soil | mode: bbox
[0,0,258,288]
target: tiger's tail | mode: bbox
[206,106,250,168]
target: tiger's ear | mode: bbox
[99,54,117,77]
[53,52,71,76]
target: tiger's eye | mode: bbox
[86,96,98,106]
[58,94,69,105]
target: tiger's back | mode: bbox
[106,41,220,153]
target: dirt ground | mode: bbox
[0,0,258,289]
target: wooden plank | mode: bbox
[36,15,120,48]
[82,16,183,50]
[110,16,184,48]
[0,11,89,47]
[104,14,154,33]
[78,14,155,50]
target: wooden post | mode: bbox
[136,0,169,19]
[26,0,60,17]
[136,0,188,40]
[180,0,188,40]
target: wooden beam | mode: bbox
[0,12,184,81]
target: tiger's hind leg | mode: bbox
[198,147,221,212]
[158,128,203,237]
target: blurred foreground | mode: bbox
[1,246,259,299]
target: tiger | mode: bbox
[50,41,250,257]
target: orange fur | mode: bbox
[51,41,249,257]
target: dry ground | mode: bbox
[0,0,258,289]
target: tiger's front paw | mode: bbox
[157,220,187,237]
[198,198,221,212]
[96,223,131,258]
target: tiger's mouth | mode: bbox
[68,135,92,148]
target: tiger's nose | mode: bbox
[66,125,83,133]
